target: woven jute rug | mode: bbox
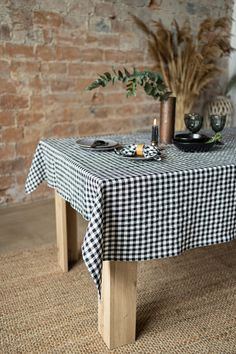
[1,241,236,354]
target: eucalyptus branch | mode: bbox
[206,132,222,143]
[86,67,171,101]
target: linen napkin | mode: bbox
[115,144,161,160]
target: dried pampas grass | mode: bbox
[132,15,233,130]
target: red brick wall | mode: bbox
[0,0,232,205]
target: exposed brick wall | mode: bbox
[0,0,233,205]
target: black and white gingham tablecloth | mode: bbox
[25,129,236,294]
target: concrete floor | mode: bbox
[0,199,88,254]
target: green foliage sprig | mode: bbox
[86,67,171,101]
[206,132,222,143]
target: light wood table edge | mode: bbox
[54,190,78,271]
[55,191,138,349]
[98,261,137,349]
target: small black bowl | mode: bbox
[174,133,210,143]
[173,140,215,153]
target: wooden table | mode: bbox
[55,190,137,349]
[25,130,236,350]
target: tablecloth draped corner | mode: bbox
[25,142,47,194]
[24,130,236,295]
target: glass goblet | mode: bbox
[184,113,203,135]
[210,114,226,133]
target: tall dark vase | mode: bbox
[160,96,176,144]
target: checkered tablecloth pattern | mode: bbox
[25,129,236,294]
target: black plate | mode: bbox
[76,138,118,150]
[173,140,215,152]
[174,133,210,143]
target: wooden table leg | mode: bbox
[54,191,78,271]
[98,261,137,349]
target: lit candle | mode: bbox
[151,118,159,145]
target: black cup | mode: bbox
[184,113,203,134]
[210,114,226,133]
